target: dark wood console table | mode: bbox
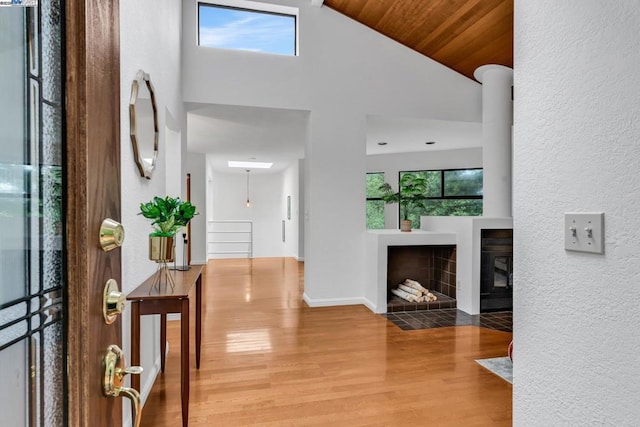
[127,264,205,427]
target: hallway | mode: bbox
[140,258,512,426]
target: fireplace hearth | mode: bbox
[387,245,457,312]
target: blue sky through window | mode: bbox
[199,4,296,56]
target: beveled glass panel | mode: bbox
[0,339,28,425]
[0,2,65,425]
[0,302,28,348]
[0,9,28,306]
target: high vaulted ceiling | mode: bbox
[323,0,513,80]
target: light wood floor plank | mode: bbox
[140,258,512,426]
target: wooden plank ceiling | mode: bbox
[323,0,513,81]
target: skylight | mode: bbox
[198,2,297,56]
[228,161,273,169]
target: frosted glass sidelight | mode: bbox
[43,323,64,426]
[41,0,61,104]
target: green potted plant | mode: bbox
[139,196,197,262]
[379,173,428,232]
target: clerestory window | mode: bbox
[198,2,298,56]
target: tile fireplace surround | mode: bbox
[365,230,456,313]
[387,245,457,312]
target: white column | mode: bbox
[474,64,513,218]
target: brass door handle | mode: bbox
[103,344,143,427]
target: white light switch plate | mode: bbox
[564,212,604,254]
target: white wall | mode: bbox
[187,153,207,264]
[119,0,184,424]
[367,148,482,228]
[183,0,482,306]
[514,1,640,424]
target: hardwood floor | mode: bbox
[140,258,512,426]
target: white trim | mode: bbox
[362,297,376,313]
[296,256,304,262]
[200,0,298,16]
[310,0,325,6]
[191,259,207,265]
[141,354,161,404]
[303,293,374,309]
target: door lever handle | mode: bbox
[117,387,141,427]
[103,344,143,427]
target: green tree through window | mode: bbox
[366,169,483,229]
[366,173,385,229]
[400,169,483,228]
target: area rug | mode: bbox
[475,356,513,384]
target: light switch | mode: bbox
[564,212,604,254]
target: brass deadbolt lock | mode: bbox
[100,218,125,251]
[103,279,125,325]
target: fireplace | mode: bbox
[386,245,457,312]
[480,229,513,312]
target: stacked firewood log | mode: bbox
[391,279,438,303]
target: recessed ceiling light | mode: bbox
[377,142,388,146]
[228,161,273,169]
[425,141,436,145]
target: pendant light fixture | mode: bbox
[245,169,251,208]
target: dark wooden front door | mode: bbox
[65,0,124,425]
[0,0,124,425]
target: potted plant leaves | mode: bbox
[139,196,197,262]
[379,173,428,232]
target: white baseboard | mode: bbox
[140,354,161,404]
[191,259,207,265]
[167,313,180,321]
[302,293,374,309]
[296,256,305,262]
[362,298,377,313]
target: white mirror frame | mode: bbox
[129,70,159,179]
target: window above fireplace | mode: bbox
[395,169,483,228]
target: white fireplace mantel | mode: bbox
[365,230,456,313]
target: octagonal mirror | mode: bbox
[129,70,158,179]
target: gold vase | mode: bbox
[149,236,174,262]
